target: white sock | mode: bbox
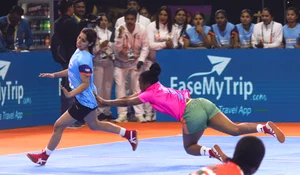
[200,146,211,156]
[44,147,53,156]
[256,124,264,133]
[119,128,126,137]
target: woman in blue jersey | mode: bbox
[183,12,211,49]
[209,9,235,49]
[282,7,300,49]
[26,28,138,166]
[233,9,255,49]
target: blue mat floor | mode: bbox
[0,136,299,175]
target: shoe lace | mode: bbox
[129,132,136,144]
[265,125,276,137]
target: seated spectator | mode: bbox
[282,7,300,48]
[209,9,235,49]
[183,12,211,49]
[233,9,255,49]
[251,8,282,49]
[173,8,191,49]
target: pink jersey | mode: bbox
[138,82,190,121]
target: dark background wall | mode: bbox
[1,0,299,25]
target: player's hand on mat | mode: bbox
[60,85,72,98]
[39,73,55,78]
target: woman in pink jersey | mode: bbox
[94,62,285,162]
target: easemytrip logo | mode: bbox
[0,60,24,106]
[170,55,254,100]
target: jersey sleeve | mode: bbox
[78,64,93,76]
[138,90,154,103]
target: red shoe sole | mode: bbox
[268,121,285,143]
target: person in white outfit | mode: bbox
[93,13,115,121]
[114,8,149,123]
[115,0,151,121]
[252,8,282,49]
[173,8,191,49]
[115,0,151,28]
[145,6,177,122]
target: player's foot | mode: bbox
[263,121,285,143]
[27,151,49,165]
[124,130,138,151]
[209,144,228,162]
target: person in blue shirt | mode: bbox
[282,7,300,49]
[0,5,32,51]
[26,28,138,166]
[183,12,211,49]
[209,9,235,49]
[233,9,255,49]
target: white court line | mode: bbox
[0,173,56,175]
[0,134,181,157]
[1,135,299,157]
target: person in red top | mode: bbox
[190,136,265,175]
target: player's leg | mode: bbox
[27,110,76,165]
[84,110,138,151]
[207,107,285,143]
[181,98,228,162]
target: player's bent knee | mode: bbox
[229,126,241,136]
[87,121,98,130]
[53,122,67,133]
[183,145,192,155]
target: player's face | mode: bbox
[127,1,139,11]
[175,10,186,25]
[125,14,136,27]
[193,14,204,26]
[76,32,89,50]
[215,13,226,26]
[138,76,147,92]
[261,10,272,25]
[99,16,108,29]
[240,12,252,25]
[286,10,297,23]
[159,10,168,24]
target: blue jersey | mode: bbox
[210,22,235,47]
[283,23,300,48]
[235,23,254,47]
[183,26,211,46]
[68,49,97,109]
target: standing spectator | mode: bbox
[140,7,151,19]
[52,0,81,128]
[251,8,283,49]
[115,0,151,28]
[93,13,115,121]
[0,5,32,52]
[72,0,86,24]
[113,9,149,123]
[145,6,176,121]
